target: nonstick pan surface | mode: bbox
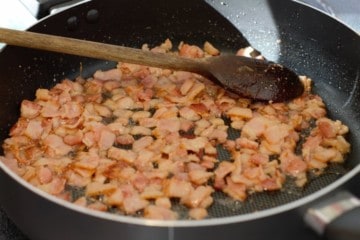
[0,0,359,239]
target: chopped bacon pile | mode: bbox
[0,40,350,220]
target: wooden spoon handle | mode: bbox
[0,27,205,73]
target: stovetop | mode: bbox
[0,0,359,240]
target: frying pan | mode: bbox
[0,0,359,239]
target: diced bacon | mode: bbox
[40,100,61,118]
[181,137,207,152]
[37,166,53,184]
[132,136,153,152]
[263,124,290,144]
[116,134,135,145]
[190,103,208,115]
[87,201,108,212]
[261,178,282,191]
[63,130,83,146]
[223,177,247,201]
[20,100,41,119]
[107,147,137,163]
[144,205,178,220]
[179,106,200,121]
[39,177,66,195]
[215,161,235,180]
[241,117,268,140]
[98,129,116,150]
[179,43,204,58]
[73,196,87,207]
[280,150,307,177]
[164,178,193,199]
[106,188,124,206]
[116,97,135,109]
[122,194,149,214]
[141,185,164,199]
[189,169,213,185]
[181,185,214,208]
[43,134,72,156]
[24,120,43,140]
[60,101,82,119]
[85,182,117,196]
[156,118,181,135]
[94,68,122,81]
[36,88,52,101]
[204,41,220,56]
[155,197,172,209]
[130,126,152,136]
[226,107,253,119]
[189,207,208,220]
[180,78,195,95]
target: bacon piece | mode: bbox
[241,117,268,140]
[39,177,66,195]
[179,43,204,58]
[20,100,41,119]
[189,169,213,185]
[144,205,178,220]
[37,166,53,184]
[204,41,220,56]
[223,177,247,201]
[94,68,122,81]
[122,194,149,214]
[181,137,207,153]
[98,129,116,150]
[189,207,208,220]
[181,185,214,208]
[85,182,117,197]
[43,134,72,156]
[164,178,193,199]
[107,147,137,163]
[24,120,43,140]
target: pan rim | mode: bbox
[1,160,359,227]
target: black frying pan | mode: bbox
[0,0,359,239]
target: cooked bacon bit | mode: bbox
[122,194,149,214]
[21,100,41,119]
[155,197,172,209]
[43,134,72,156]
[87,201,108,212]
[36,88,52,101]
[181,185,214,208]
[73,196,87,207]
[223,177,247,201]
[189,208,208,220]
[179,43,204,58]
[107,147,137,163]
[24,120,43,140]
[86,182,117,196]
[98,129,116,150]
[37,166,53,184]
[226,107,252,119]
[144,205,178,220]
[1,39,350,220]
[39,177,66,195]
[204,41,220,56]
[94,68,122,81]
[164,178,193,199]
[241,116,268,140]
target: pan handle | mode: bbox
[304,191,360,240]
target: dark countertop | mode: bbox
[0,0,359,240]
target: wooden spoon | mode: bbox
[0,27,304,102]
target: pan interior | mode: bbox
[0,0,359,220]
